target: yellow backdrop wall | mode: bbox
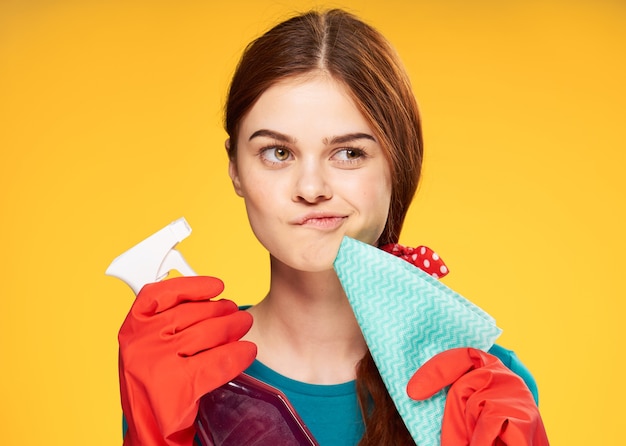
[1,1,624,444]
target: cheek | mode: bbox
[343,169,392,242]
[369,187,392,229]
[237,166,270,206]
[240,183,271,221]
[361,169,392,211]
[240,193,275,250]
[238,174,284,233]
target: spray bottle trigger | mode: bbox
[157,248,197,281]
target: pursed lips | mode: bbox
[292,213,348,229]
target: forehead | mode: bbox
[238,73,375,141]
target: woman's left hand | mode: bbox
[407,347,549,445]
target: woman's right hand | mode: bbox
[118,276,257,446]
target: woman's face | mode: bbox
[229,73,392,272]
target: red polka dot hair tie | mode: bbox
[380,244,449,279]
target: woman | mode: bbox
[118,9,548,446]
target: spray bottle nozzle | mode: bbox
[105,217,197,294]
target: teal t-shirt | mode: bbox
[243,360,364,445]
[242,344,538,446]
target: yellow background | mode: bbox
[1,0,624,444]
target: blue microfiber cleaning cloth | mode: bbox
[333,236,502,446]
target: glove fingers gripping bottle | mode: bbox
[106,218,318,446]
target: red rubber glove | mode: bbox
[118,276,257,446]
[407,348,549,446]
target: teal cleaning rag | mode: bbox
[333,237,502,446]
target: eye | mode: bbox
[332,148,367,162]
[261,146,292,163]
[344,149,362,160]
[274,147,290,161]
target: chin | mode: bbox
[294,252,337,273]
[271,243,340,273]
[344,224,385,245]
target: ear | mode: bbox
[226,139,243,197]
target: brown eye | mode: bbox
[333,148,366,162]
[274,147,289,161]
[260,145,292,165]
[345,149,360,159]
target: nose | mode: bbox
[292,160,332,203]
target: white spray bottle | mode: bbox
[106,217,318,446]
[105,217,197,293]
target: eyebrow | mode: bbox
[325,133,377,145]
[249,129,295,143]
[248,129,377,145]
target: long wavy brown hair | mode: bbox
[225,9,422,445]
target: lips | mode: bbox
[292,212,348,229]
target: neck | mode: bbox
[243,255,367,384]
